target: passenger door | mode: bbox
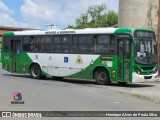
[10,38,21,72]
[117,34,131,82]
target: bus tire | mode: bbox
[94,68,111,85]
[30,64,42,79]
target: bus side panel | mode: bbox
[27,53,100,78]
[68,55,118,82]
[108,55,118,82]
[20,52,33,73]
[67,54,100,79]
[1,52,12,72]
[25,53,119,82]
[15,52,21,73]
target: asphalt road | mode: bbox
[0,64,160,113]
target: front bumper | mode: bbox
[132,71,158,83]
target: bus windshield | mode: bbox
[134,31,157,64]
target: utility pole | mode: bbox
[46,24,56,29]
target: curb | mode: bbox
[130,93,160,104]
[103,83,160,104]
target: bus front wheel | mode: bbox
[94,68,111,85]
[30,64,42,79]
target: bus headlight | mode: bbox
[134,66,141,75]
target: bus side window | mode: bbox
[53,36,61,52]
[23,36,31,52]
[94,34,116,54]
[23,36,35,52]
[71,35,79,53]
[45,36,52,52]
[79,35,92,53]
[30,36,35,52]
[3,36,10,51]
[96,35,108,53]
[61,36,70,53]
[93,36,98,53]
[34,36,52,53]
[35,36,42,52]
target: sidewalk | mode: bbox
[129,81,160,101]
[106,79,160,103]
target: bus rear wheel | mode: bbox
[94,68,111,85]
[30,64,42,79]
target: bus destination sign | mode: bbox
[45,31,75,35]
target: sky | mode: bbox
[0,0,119,29]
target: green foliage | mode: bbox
[67,4,118,29]
[76,14,88,29]
[67,25,75,29]
[106,11,118,27]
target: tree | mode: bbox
[76,14,88,29]
[106,11,118,27]
[87,4,107,27]
[67,25,75,29]
[67,4,118,29]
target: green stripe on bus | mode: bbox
[3,32,14,36]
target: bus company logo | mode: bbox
[76,55,83,64]
[11,92,24,104]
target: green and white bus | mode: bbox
[1,28,158,85]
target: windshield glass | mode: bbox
[134,31,157,64]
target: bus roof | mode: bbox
[3,28,153,36]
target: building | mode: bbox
[119,0,158,36]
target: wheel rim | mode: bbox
[33,68,38,76]
[32,66,39,77]
[98,72,107,81]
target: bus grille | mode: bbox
[144,76,152,79]
[141,66,154,70]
